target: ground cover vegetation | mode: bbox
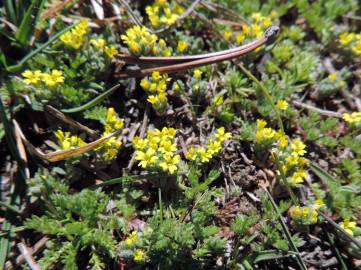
[0,0,361,269]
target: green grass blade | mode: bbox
[6,23,76,73]
[0,221,11,269]
[15,0,46,46]
[263,188,307,270]
[310,162,337,184]
[62,84,121,113]
[4,0,17,25]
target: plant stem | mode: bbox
[237,63,284,132]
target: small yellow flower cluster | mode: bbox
[276,100,289,110]
[133,249,146,262]
[90,38,118,58]
[124,231,139,247]
[222,12,276,45]
[327,72,346,88]
[22,69,64,88]
[133,127,180,174]
[186,127,232,164]
[97,108,124,161]
[60,20,89,49]
[123,232,146,263]
[176,39,188,54]
[343,112,361,125]
[289,199,325,225]
[146,0,184,29]
[121,25,171,56]
[255,120,309,186]
[339,219,358,236]
[141,71,170,112]
[339,32,361,55]
[54,130,86,150]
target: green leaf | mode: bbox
[62,84,120,113]
[15,0,46,46]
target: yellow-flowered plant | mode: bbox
[146,0,184,29]
[60,20,89,49]
[90,38,118,59]
[327,72,346,88]
[339,219,358,236]
[255,119,309,187]
[276,100,289,110]
[133,127,180,174]
[343,112,361,127]
[133,249,146,262]
[121,25,171,56]
[124,231,139,247]
[289,198,325,225]
[96,108,124,161]
[339,32,361,56]
[186,127,232,164]
[54,130,86,150]
[221,12,276,46]
[176,39,188,53]
[22,69,65,88]
[141,71,171,112]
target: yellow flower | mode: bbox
[289,206,302,219]
[277,134,288,149]
[140,79,150,90]
[90,38,106,49]
[104,46,118,58]
[340,219,357,236]
[251,13,262,22]
[328,73,337,81]
[291,139,306,156]
[124,231,138,246]
[177,40,188,53]
[147,95,159,105]
[223,30,232,41]
[193,69,203,79]
[134,250,145,262]
[256,119,267,129]
[263,17,272,28]
[158,140,177,154]
[343,112,361,124]
[276,100,289,110]
[22,70,43,85]
[215,127,232,142]
[197,148,211,163]
[152,71,162,81]
[236,33,245,44]
[212,96,223,107]
[104,108,124,133]
[313,199,325,210]
[291,169,307,186]
[133,136,147,150]
[135,148,158,168]
[160,154,180,174]
[54,130,85,150]
[186,147,197,161]
[256,128,276,143]
[206,139,222,156]
[102,136,122,160]
[339,32,355,46]
[242,24,250,35]
[251,24,262,38]
[41,70,64,87]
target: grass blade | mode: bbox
[15,0,46,46]
[6,23,76,73]
[262,187,308,270]
[4,0,17,25]
[62,84,121,113]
